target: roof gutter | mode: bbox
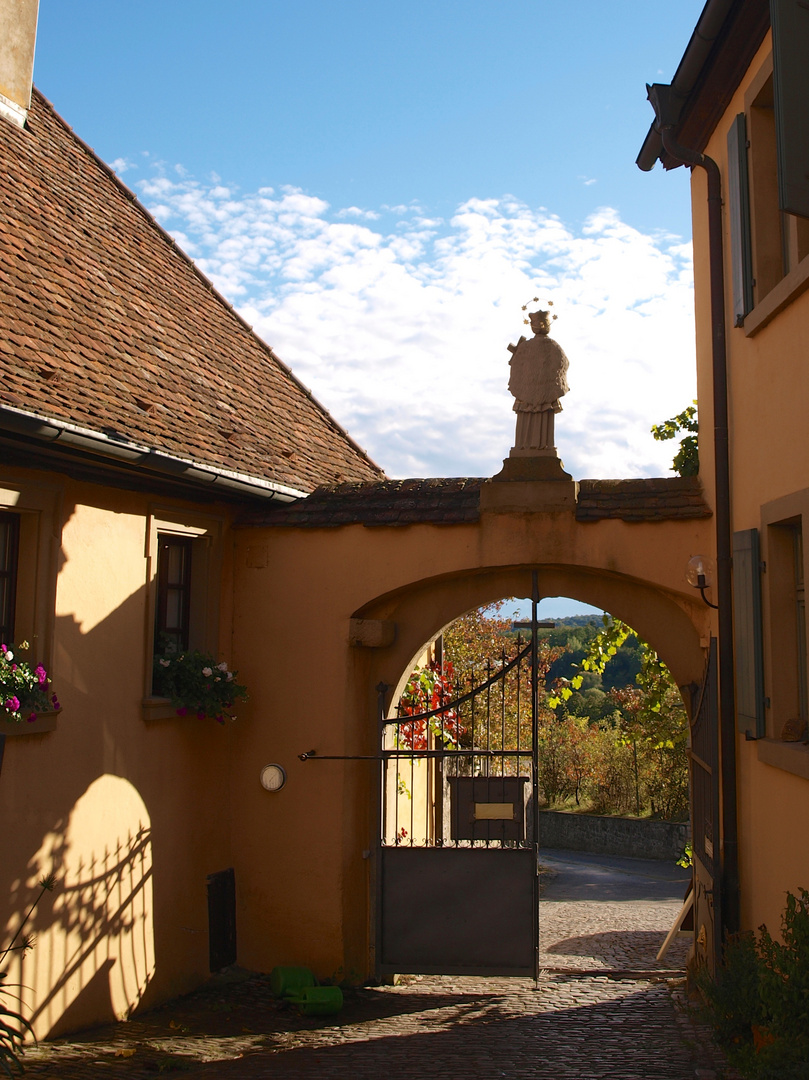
[0,403,307,502]
[645,83,740,945]
[637,0,737,171]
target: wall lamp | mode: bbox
[686,555,718,609]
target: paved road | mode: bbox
[538,847,693,975]
[540,847,692,903]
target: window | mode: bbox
[765,513,808,736]
[144,510,223,713]
[793,525,807,724]
[0,511,19,643]
[154,535,193,656]
[0,481,59,732]
[0,481,58,660]
[733,528,765,738]
[730,10,809,328]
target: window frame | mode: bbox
[734,48,809,335]
[0,478,61,735]
[0,510,20,644]
[756,489,809,779]
[142,507,224,720]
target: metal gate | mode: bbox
[375,580,542,979]
[689,637,720,975]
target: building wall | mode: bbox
[0,469,239,1038]
[690,29,809,937]
[229,506,711,983]
[2,464,715,1031]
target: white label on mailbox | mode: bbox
[474,802,514,820]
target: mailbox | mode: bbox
[448,776,529,842]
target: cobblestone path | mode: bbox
[22,856,728,1079]
[21,972,729,1080]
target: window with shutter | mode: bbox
[771,0,809,221]
[733,528,765,738]
[727,114,754,326]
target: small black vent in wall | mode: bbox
[207,868,236,972]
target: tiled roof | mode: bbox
[575,477,711,521]
[241,475,711,527]
[241,478,484,527]
[0,90,383,493]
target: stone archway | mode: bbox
[230,474,714,983]
[353,563,706,711]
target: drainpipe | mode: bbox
[646,84,740,939]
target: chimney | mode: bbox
[0,0,39,129]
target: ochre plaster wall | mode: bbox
[229,505,711,982]
[0,471,238,1038]
[689,29,809,939]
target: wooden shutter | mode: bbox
[733,529,765,736]
[771,0,809,219]
[727,114,754,326]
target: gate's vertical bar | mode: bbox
[375,681,389,983]
[531,570,541,984]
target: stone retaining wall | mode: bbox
[539,810,689,861]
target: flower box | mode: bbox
[4,709,60,736]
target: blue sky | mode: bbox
[34,1,705,618]
[37,1,701,238]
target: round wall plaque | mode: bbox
[260,764,287,792]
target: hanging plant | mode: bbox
[0,643,60,724]
[152,649,248,724]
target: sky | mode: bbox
[33,1,705,617]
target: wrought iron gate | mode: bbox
[689,637,720,975]
[375,580,542,979]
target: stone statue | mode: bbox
[507,309,569,452]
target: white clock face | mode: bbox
[260,764,287,792]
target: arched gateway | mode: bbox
[231,469,719,982]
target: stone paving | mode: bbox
[21,891,730,1079]
[539,898,690,972]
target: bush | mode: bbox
[699,889,809,1079]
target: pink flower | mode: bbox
[27,713,37,723]
[51,694,61,710]
[35,664,48,687]
[175,706,188,716]
[4,696,20,712]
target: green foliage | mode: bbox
[0,970,33,1077]
[651,402,699,477]
[153,650,248,723]
[699,891,809,1079]
[0,643,59,724]
[698,931,766,1047]
[546,615,688,819]
[1,874,56,1074]
[432,604,688,819]
[676,841,693,869]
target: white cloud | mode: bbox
[137,173,696,480]
[110,157,135,175]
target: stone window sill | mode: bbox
[744,254,809,336]
[142,696,181,722]
[757,737,809,781]
[4,709,60,736]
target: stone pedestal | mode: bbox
[481,450,578,512]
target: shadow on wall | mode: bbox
[1,494,234,1039]
[6,775,155,1039]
